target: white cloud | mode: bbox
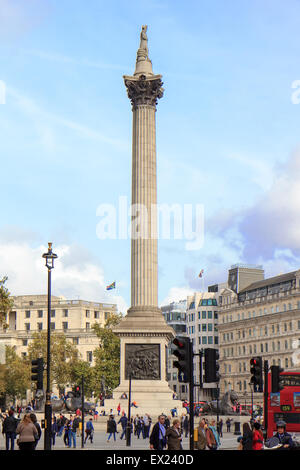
[0,241,128,314]
[227,152,275,190]
[160,286,194,307]
[240,148,300,259]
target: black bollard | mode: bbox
[234,421,241,435]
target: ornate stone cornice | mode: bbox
[124,74,164,108]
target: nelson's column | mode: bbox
[109,26,180,415]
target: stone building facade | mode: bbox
[0,294,118,365]
[218,268,300,405]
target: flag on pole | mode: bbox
[198,269,204,278]
[106,281,116,291]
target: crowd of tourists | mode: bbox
[2,403,298,451]
[1,407,94,450]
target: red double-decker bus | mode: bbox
[266,371,300,438]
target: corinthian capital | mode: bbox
[124,74,164,108]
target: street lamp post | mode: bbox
[42,242,57,451]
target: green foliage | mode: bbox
[92,313,121,394]
[28,331,80,394]
[0,277,14,326]
[69,360,94,398]
[1,347,31,401]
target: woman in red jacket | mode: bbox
[252,422,264,450]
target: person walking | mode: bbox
[16,414,38,451]
[107,415,117,442]
[2,408,18,450]
[57,414,65,437]
[252,422,264,450]
[118,413,128,440]
[226,417,232,432]
[51,416,58,446]
[69,415,79,448]
[218,418,223,437]
[63,418,71,447]
[136,416,143,439]
[117,403,121,416]
[166,419,183,450]
[142,414,151,439]
[149,415,167,450]
[29,413,41,449]
[182,414,189,438]
[196,419,207,450]
[209,419,221,450]
[237,422,253,450]
[84,418,94,444]
[205,421,217,450]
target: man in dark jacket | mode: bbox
[118,413,128,440]
[2,409,19,450]
[150,415,167,450]
[107,415,117,442]
[273,420,294,450]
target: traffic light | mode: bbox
[250,357,263,392]
[271,365,284,393]
[172,336,191,383]
[204,348,220,383]
[73,385,81,398]
[31,358,44,390]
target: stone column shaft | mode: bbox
[131,104,158,307]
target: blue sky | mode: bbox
[1,0,300,312]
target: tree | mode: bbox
[0,276,14,326]
[28,331,79,395]
[69,360,94,398]
[1,346,31,403]
[92,313,121,395]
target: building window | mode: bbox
[73,338,79,345]
[62,322,68,330]
[22,339,28,346]
[94,311,99,319]
[87,351,93,362]
[86,310,90,318]
[50,323,55,330]
[38,310,43,318]
[202,337,207,344]
[63,309,68,317]
[86,323,90,329]
[25,323,30,331]
[208,336,213,344]
[202,311,207,319]
[25,311,30,318]
[51,310,55,318]
[38,323,43,331]
[285,358,289,368]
